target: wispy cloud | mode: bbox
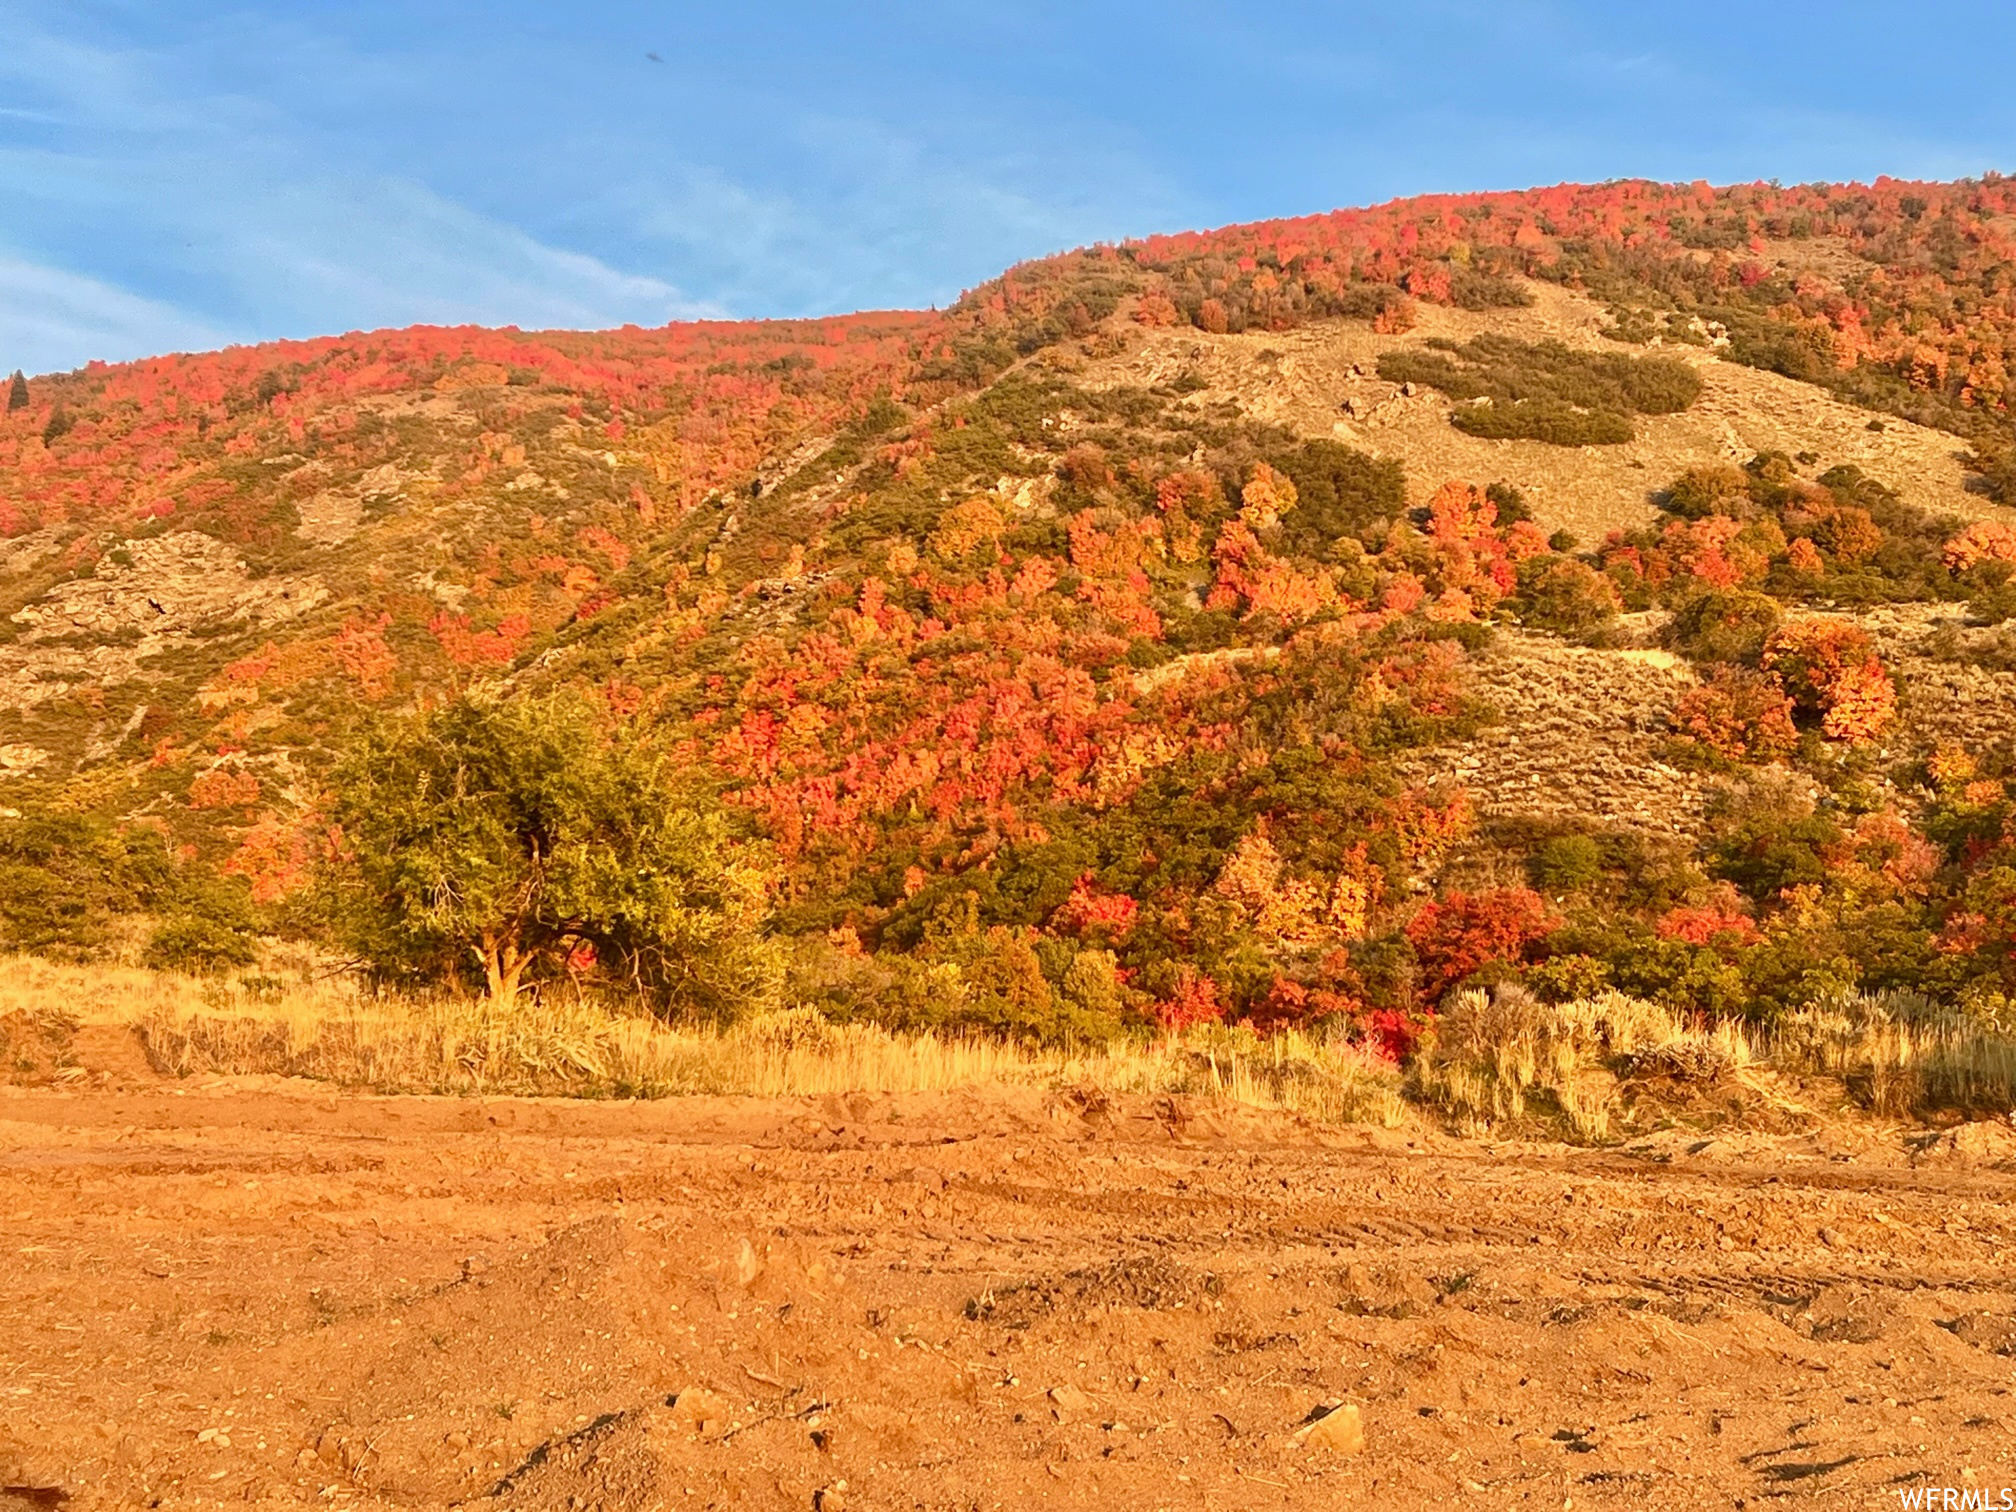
[0,7,720,369]
[0,255,227,375]
[2,0,2009,375]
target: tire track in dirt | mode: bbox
[4,1080,2016,1510]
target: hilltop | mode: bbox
[3,175,2016,1071]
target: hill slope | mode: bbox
[4,175,2016,1044]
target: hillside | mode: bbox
[4,175,2016,1061]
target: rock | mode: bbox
[1817,1226,1842,1248]
[1295,1402,1365,1454]
[1048,1384,1098,1421]
[665,1387,728,1429]
[813,1482,849,1511]
[734,1238,763,1288]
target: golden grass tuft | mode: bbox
[1767,992,2016,1119]
[0,956,1407,1122]
[1408,985,1758,1138]
[11,955,2016,1136]
[1411,983,2016,1136]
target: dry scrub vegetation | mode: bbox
[8,956,2016,1144]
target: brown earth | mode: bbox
[6,1039,2016,1511]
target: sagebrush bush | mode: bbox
[1379,333,1703,446]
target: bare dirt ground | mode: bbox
[7,1041,2016,1512]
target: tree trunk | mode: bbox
[479,932,530,1004]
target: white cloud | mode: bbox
[0,11,721,367]
[215,174,724,333]
[0,254,227,376]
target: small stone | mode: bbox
[444,1430,471,1451]
[1048,1384,1098,1421]
[1295,1402,1365,1454]
[814,1479,849,1511]
[734,1239,762,1288]
[1806,1285,1887,1344]
[666,1387,728,1428]
[1818,1226,1842,1248]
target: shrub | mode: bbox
[1379,334,1703,448]
[1674,668,1799,761]
[1405,887,1558,1005]
[0,813,170,959]
[144,909,258,975]
[1760,618,1896,742]
[1512,554,1622,635]
[1664,467,1754,520]
[1706,780,1845,903]
[1945,520,2016,574]
[1669,588,1781,664]
[324,694,780,1014]
[1451,401,1634,445]
[1528,835,1603,893]
[1971,579,2016,625]
[1270,440,1407,554]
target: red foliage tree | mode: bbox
[1404,887,1558,1005]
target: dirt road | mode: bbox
[5,1064,2016,1510]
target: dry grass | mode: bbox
[1412,983,2016,1136]
[10,956,2016,1136]
[0,956,1407,1123]
[1408,987,1751,1140]
[1768,992,2016,1119]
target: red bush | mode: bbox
[1761,618,1896,744]
[1674,668,1798,761]
[1052,874,1139,941]
[1152,966,1225,1030]
[1405,887,1558,1005]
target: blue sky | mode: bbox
[3,1,2014,376]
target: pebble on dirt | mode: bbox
[1294,1402,1365,1454]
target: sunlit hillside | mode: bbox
[3,174,2016,1071]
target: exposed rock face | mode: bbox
[0,532,326,711]
[12,532,326,638]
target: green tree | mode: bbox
[324,695,780,1014]
[0,811,170,959]
[5,370,26,412]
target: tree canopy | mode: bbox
[324,695,780,1015]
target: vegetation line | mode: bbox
[6,958,2013,1137]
